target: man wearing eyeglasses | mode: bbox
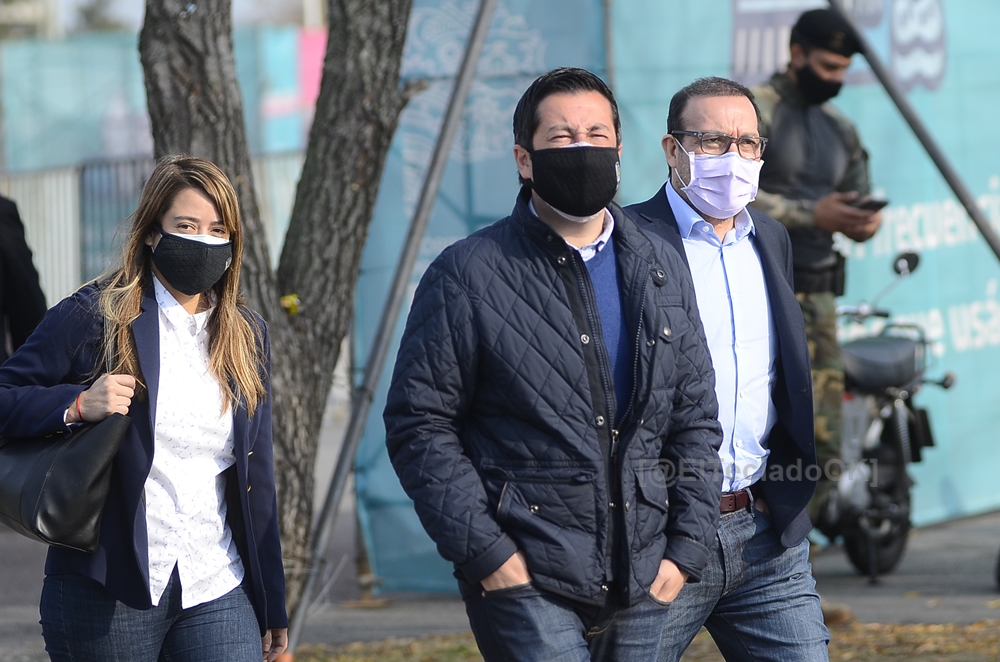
[627,76,829,661]
[751,10,882,560]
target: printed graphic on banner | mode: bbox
[890,0,946,90]
[731,0,944,90]
[399,0,546,217]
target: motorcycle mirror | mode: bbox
[893,252,920,276]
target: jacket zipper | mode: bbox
[617,261,648,430]
[610,252,649,600]
[568,251,618,583]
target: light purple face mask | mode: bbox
[676,138,764,220]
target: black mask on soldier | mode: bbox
[151,228,233,296]
[795,63,843,105]
[528,145,621,219]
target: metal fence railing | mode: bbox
[0,167,80,305]
[79,156,157,282]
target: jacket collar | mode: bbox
[512,186,659,266]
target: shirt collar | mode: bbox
[152,275,214,334]
[528,199,615,255]
[664,182,756,243]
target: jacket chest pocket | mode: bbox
[654,295,693,343]
[645,295,693,389]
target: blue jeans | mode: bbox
[40,569,261,661]
[659,506,829,662]
[465,581,671,662]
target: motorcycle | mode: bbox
[815,251,955,583]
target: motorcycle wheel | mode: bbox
[843,518,911,575]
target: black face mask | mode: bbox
[151,228,233,296]
[528,145,621,218]
[795,63,843,105]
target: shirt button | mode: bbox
[609,501,616,508]
[581,334,591,344]
[625,501,631,511]
[662,327,672,337]
[656,269,665,279]
[529,504,540,514]
[596,415,605,427]
[557,255,567,265]
[646,339,656,346]
[601,584,609,592]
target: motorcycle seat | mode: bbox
[841,335,923,391]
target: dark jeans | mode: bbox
[39,569,260,662]
[658,506,829,662]
[465,581,671,662]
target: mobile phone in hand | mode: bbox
[853,197,889,212]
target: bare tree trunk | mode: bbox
[139,0,414,612]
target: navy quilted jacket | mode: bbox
[384,189,723,606]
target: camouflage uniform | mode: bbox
[797,291,843,473]
[751,71,873,520]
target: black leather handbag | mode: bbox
[0,413,131,553]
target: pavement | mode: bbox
[3,508,1000,659]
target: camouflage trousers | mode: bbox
[797,291,844,523]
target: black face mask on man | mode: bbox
[151,227,233,296]
[528,144,621,221]
[795,63,843,105]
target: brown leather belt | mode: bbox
[719,488,751,513]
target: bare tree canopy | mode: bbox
[139,0,415,611]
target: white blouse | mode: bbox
[145,276,244,608]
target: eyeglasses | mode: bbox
[670,130,767,159]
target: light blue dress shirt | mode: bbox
[665,184,778,493]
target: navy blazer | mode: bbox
[0,283,288,633]
[626,185,817,547]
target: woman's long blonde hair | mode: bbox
[97,154,266,415]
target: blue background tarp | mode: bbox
[353,0,607,593]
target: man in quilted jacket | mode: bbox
[384,67,723,661]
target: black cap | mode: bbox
[791,8,861,57]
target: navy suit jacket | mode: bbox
[626,185,816,547]
[0,283,288,633]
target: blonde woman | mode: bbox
[0,155,287,661]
